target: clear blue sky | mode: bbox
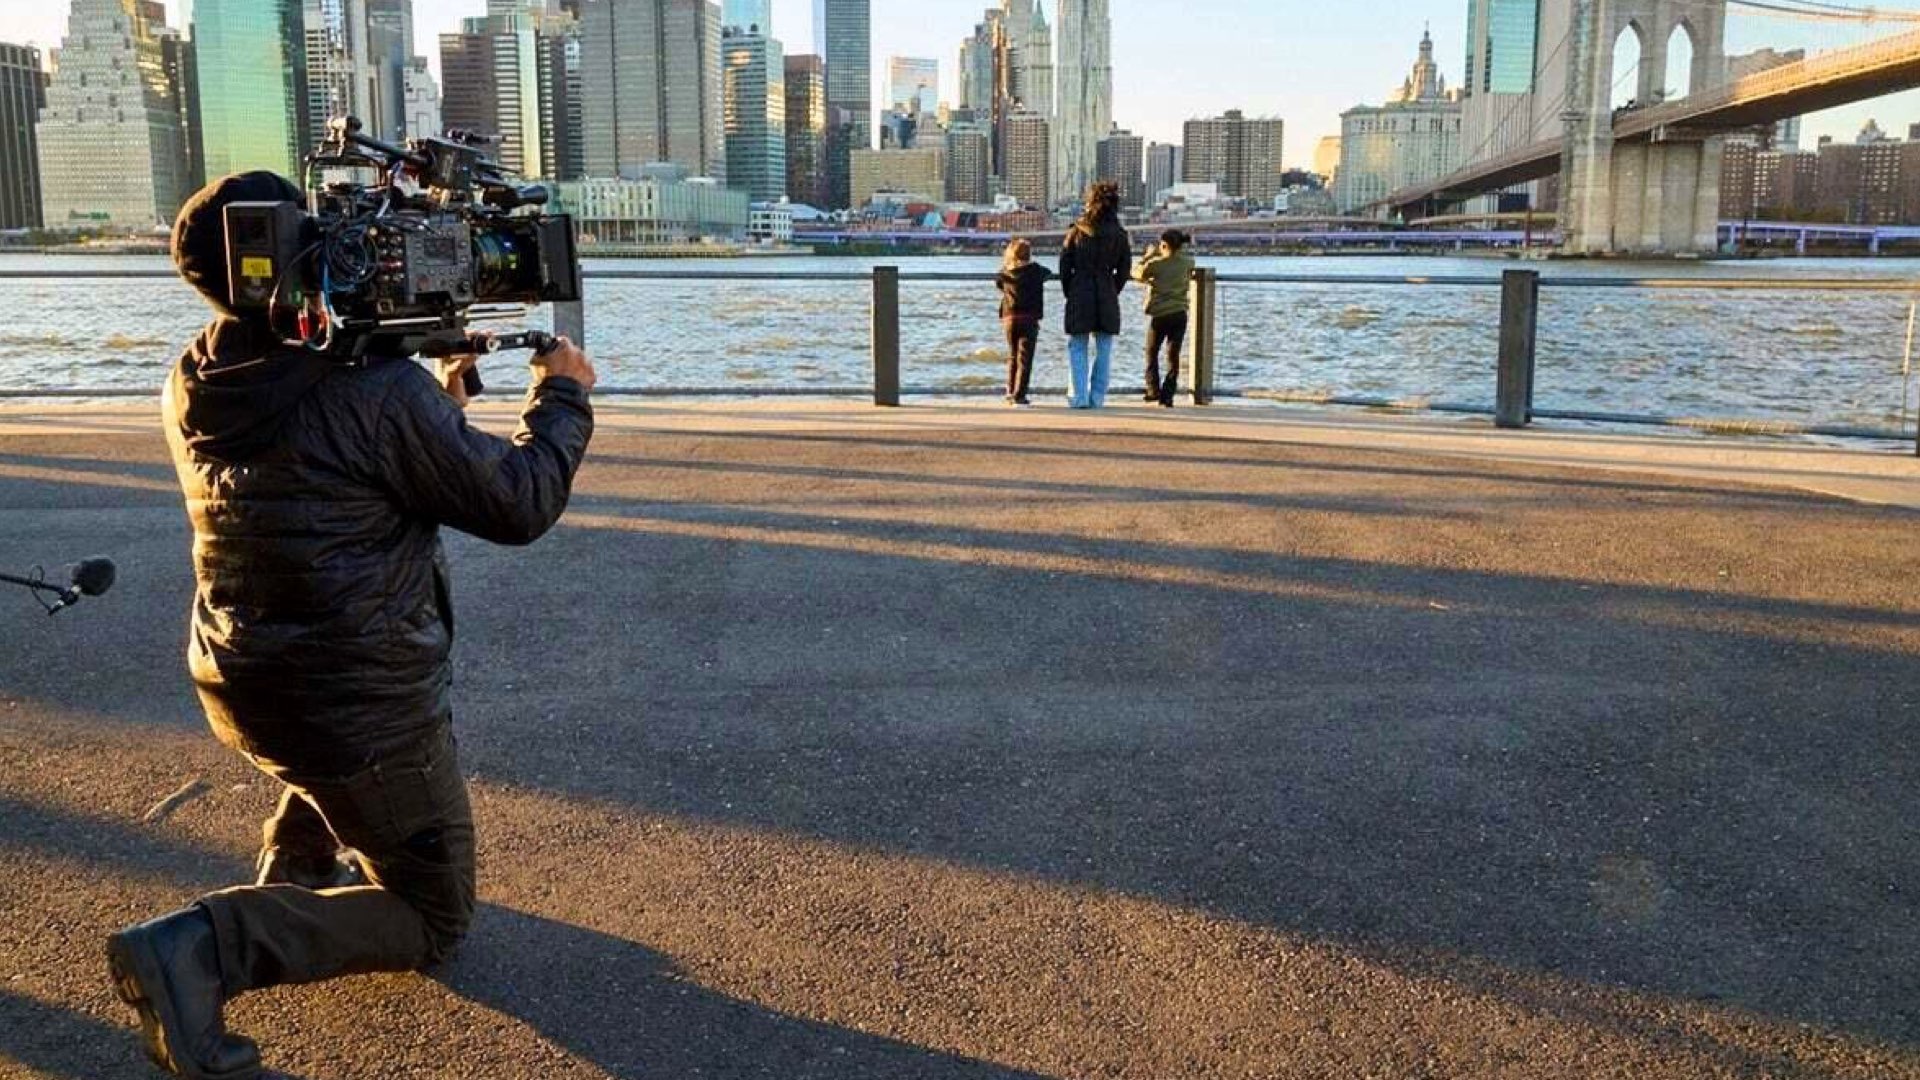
[5,0,1917,164]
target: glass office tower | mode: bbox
[193,0,306,176]
[1466,0,1540,95]
[812,0,868,209]
[722,0,770,32]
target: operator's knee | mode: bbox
[402,825,476,965]
[420,903,473,965]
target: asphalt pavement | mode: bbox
[1,402,1917,1079]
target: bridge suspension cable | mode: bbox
[1727,0,1920,23]
[1453,22,1577,179]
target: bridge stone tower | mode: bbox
[1561,0,1728,254]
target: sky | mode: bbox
[6,0,1919,165]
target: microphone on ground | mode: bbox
[47,557,116,614]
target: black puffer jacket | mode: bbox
[1058,215,1132,336]
[162,318,594,771]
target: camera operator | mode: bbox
[105,171,596,1080]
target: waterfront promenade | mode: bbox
[2,400,1917,1078]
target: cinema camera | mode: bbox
[222,117,582,365]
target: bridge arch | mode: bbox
[1611,21,1650,110]
[1599,0,1727,105]
[1664,21,1698,99]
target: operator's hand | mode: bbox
[435,349,481,409]
[532,336,597,394]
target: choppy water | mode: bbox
[3,252,1918,438]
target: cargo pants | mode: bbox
[196,722,476,996]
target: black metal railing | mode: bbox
[3,265,1917,455]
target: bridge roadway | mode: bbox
[1389,26,1920,214]
[2,401,1917,1078]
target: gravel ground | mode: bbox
[1,416,1917,1079]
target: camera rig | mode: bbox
[223,117,582,362]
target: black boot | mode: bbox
[1160,378,1179,407]
[106,907,262,1080]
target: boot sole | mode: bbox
[106,934,262,1080]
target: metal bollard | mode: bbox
[1189,267,1217,406]
[871,266,901,407]
[1495,268,1539,430]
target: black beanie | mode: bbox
[172,171,305,317]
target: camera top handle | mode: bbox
[324,117,432,172]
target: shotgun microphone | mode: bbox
[4,556,116,615]
[59,558,117,608]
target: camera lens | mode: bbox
[471,228,529,301]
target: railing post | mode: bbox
[871,265,901,407]
[1190,266,1217,406]
[1495,268,1539,430]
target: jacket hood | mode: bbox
[170,318,335,463]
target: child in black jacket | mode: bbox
[995,238,1055,406]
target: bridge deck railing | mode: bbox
[1,266,1916,455]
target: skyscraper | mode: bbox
[958,12,1001,114]
[1145,141,1181,205]
[1461,0,1556,210]
[0,44,46,229]
[579,0,725,182]
[440,14,544,177]
[1183,109,1286,205]
[1096,127,1144,209]
[814,0,870,209]
[364,0,412,141]
[538,11,586,181]
[1053,0,1110,205]
[191,0,306,177]
[944,113,991,204]
[724,26,786,201]
[402,54,439,140]
[303,0,375,149]
[150,15,204,193]
[1004,108,1050,208]
[721,0,770,32]
[888,57,938,118]
[37,0,189,228]
[1465,0,1541,95]
[999,0,1051,116]
[783,53,826,206]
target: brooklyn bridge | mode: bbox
[1386,0,1920,253]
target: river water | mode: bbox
[3,252,1917,438]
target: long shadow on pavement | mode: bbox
[439,906,1049,1080]
[0,794,1050,1079]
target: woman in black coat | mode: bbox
[1058,181,1132,409]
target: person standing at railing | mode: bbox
[996,238,1055,406]
[1059,182,1133,409]
[1133,230,1195,408]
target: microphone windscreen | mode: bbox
[70,558,116,597]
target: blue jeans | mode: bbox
[1066,334,1116,408]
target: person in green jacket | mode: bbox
[1132,229,1196,407]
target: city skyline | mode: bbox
[8,0,1920,165]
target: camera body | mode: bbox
[224,119,582,355]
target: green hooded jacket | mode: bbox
[1133,248,1196,319]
